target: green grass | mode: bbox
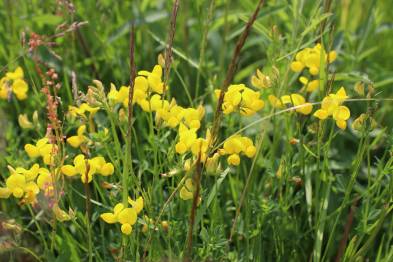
[0,0,393,261]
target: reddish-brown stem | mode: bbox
[184,155,202,261]
[335,197,359,262]
[162,0,180,96]
[210,0,265,143]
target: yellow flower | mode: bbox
[18,114,34,129]
[175,124,198,154]
[100,199,142,235]
[24,137,56,165]
[0,165,40,203]
[138,65,165,94]
[67,125,87,148]
[205,152,220,174]
[220,135,256,165]
[6,67,24,80]
[156,99,185,128]
[180,178,194,200]
[251,69,271,89]
[128,196,144,214]
[36,168,55,196]
[0,67,29,101]
[313,109,328,120]
[299,77,319,92]
[268,95,284,109]
[12,79,28,100]
[182,105,205,130]
[69,103,100,118]
[290,94,313,115]
[313,87,351,129]
[61,154,114,183]
[290,44,337,76]
[227,154,240,165]
[53,204,72,222]
[216,84,264,116]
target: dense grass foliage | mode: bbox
[0,0,393,261]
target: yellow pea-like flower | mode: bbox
[100,213,118,224]
[18,114,34,129]
[121,224,133,235]
[128,197,144,214]
[67,125,87,148]
[0,67,29,101]
[313,109,328,120]
[180,178,195,200]
[227,154,240,166]
[12,79,28,100]
[268,95,283,109]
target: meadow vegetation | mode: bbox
[0,0,393,261]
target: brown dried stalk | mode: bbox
[127,23,137,142]
[211,0,265,143]
[334,197,359,262]
[184,154,202,261]
[162,0,180,95]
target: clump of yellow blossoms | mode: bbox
[0,164,55,204]
[0,67,29,100]
[290,43,337,76]
[100,197,143,235]
[219,135,257,166]
[61,154,114,183]
[313,87,351,130]
[215,84,265,116]
[25,137,57,165]
[108,64,205,130]
[290,44,337,94]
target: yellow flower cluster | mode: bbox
[290,43,337,76]
[290,44,337,93]
[108,65,164,110]
[175,125,214,161]
[0,164,54,204]
[313,87,351,129]
[0,67,29,100]
[108,65,205,130]
[100,197,143,235]
[61,154,114,183]
[25,137,57,165]
[268,93,313,115]
[215,84,265,116]
[219,135,257,166]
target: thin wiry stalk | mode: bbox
[210,0,265,143]
[163,0,180,96]
[121,22,137,260]
[123,22,136,205]
[335,197,359,262]
[184,154,202,261]
[142,175,188,261]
